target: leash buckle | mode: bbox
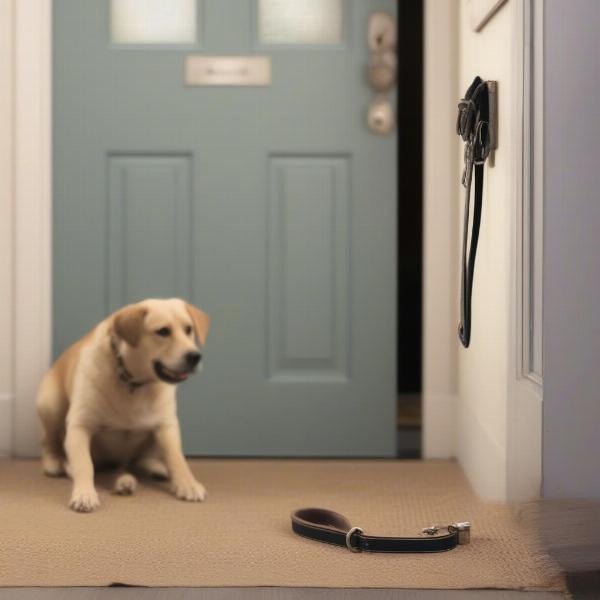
[345,526,364,553]
[422,522,471,545]
[449,522,471,545]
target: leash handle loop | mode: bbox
[291,508,470,554]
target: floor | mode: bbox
[0,589,567,599]
[396,393,422,458]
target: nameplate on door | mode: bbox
[185,56,271,86]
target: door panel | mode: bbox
[107,155,193,309]
[53,0,397,456]
[267,155,350,383]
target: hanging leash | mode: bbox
[291,508,470,553]
[456,76,493,348]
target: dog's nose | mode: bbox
[185,351,201,368]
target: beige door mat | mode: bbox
[0,459,564,590]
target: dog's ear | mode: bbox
[185,303,210,346]
[113,304,148,347]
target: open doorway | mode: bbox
[396,0,423,458]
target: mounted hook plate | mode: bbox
[486,80,498,166]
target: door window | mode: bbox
[258,0,343,45]
[111,0,198,44]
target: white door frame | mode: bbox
[12,0,52,456]
[506,0,544,502]
[10,0,543,499]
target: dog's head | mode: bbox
[112,298,210,385]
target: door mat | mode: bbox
[0,459,564,590]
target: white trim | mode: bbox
[457,397,507,499]
[0,0,16,431]
[506,0,543,502]
[0,393,15,456]
[422,0,459,460]
[13,0,52,457]
[520,0,544,385]
[422,394,457,458]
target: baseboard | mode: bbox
[456,399,507,501]
[0,393,14,456]
[507,378,542,502]
[422,393,456,459]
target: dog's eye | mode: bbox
[185,325,193,336]
[155,327,171,337]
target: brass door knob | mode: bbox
[367,97,394,135]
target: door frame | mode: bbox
[12,0,52,456]
[506,0,544,502]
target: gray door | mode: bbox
[53,0,397,456]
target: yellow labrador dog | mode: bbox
[36,298,210,512]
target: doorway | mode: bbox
[51,0,423,458]
[396,0,423,458]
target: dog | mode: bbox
[36,298,210,512]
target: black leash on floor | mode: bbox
[291,508,470,553]
[456,76,492,348]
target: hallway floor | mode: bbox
[0,459,563,591]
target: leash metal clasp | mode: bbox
[345,526,364,552]
[422,521,471,545]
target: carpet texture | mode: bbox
[0,459,563,590]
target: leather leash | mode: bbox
[291,508,470,553]
[456,76,492,348]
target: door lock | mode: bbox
[366,12,397,134]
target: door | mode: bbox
[53,0,397,456]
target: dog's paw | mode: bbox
[114,473,137,496]
[69,488,100,513]
[173,479,207,502]
[42,453,65,477]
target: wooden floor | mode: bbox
[0,588,566,600]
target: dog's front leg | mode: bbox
[64,425,100,512]
[155,423,207,502]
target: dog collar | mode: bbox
[109,336,149,393]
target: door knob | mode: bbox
[367,96,395,135]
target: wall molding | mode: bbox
[457,396,507,499]
[0,393,14,456]
[13,0,52,456]
[422,393,457,458]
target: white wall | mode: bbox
[455,0,520,500]
[543,0,600,499]
[0,0,15,456]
